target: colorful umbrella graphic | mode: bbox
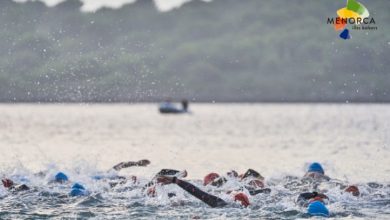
[333,0,369,39]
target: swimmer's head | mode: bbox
[55,172,69,183]
[307,200,330,217]
[69,188,86,197]
[203,173,220,186]
[345,185,360,196]
[234,192,250,207]
[72,183,85,190]
[2,178,14,188]
[227,170,238,178]
[307,162,324,174]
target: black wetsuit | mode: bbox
[298,192,318,200]
[8,184,30,192]
[248,188,271,195]
[113,161,139,171]
[175,179,227,208]
[242,169,263,179]
[210,177,227,187]
[296,192,327,206]
[144,169,183,189]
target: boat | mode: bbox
[159,100,189,114]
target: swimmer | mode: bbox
[203,169,262,187]
[53,172,69,183]
[2,172,72,194]
[303,162,330,181]
[307,200,330,217]
[157,175,250,208]
[343,185,360,196]
[302,163,360,196]
[296,191,329,207]
[90,159,151,187]
[296,191,330,217]
[144,169,188,197]
[296,184,359,216]
[240,169,271,195]
[203,169,271,195]
[1,178,30,192]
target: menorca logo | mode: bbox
[327,0,377,40]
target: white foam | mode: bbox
[12,0,213,12]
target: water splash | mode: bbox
[0,164,389,219]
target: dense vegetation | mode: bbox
[0,0,389,102]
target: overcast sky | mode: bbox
[13,0,211,12]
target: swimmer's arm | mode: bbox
[112,159,151,171]
[171,177,227,208]
[14,184,30,191]
[298,192,317,200]
[142,169,185,190]
[248,188,271,195]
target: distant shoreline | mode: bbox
[1,101,389,104]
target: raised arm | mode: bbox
[158,176,227,208]
[112,159,151,171]
[143,169,187,189]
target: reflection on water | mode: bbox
[0,104,389,218]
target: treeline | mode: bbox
[0,0,389,102]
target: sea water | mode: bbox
[0,104,389,219]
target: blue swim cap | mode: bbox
[307,201,330,217]
[308,162,324,174]
[55,172,69,182]
[69,188,87,197]
[72,183,85,190]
